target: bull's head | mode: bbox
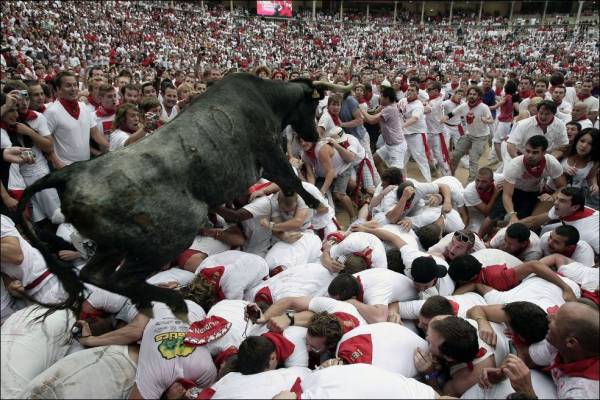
[289,80,354,143]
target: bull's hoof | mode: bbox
[174,309,189,324]
[307,199,321,209]
[138,306,154,319]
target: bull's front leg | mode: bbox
[257,142,320,209]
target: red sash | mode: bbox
[561,207,595,222]
[59,98,80,120]
[523,157,547,178]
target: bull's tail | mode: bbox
[16,170,85,319]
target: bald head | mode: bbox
[556,302,599,357]
[572,102,589,120]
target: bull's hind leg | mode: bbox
[78,247,125,295]
[107,257,189,322]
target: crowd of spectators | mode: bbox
[1,1,599,400]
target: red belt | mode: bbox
[24,270,52,291]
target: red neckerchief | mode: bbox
[523,156,547,178]
[419,82,427,90]
[428,93,440,101]
[87,95,100,109]
[577,93,591,101]
[18,109,37,122]
[330,113,341,126]
[476,184,495,204]
[333,311,360,334]
[254,286,273,305]
[352,247,373,268]
[304,143,318,163]
[290,377,303,400]
[248,181,272,194]
[364,91,373,103]
[520,89,533,98]
[37,104,46,113]
[574,115,589,122]
[0,121,16,134]
[199,266,226,300]
[468,99,482,109]
[79,308,107,322]
[404,197,413,212]
[466,348,488,371]
[95,106,115,118]
[213,346,238,369]
[561,207,595,222]
[536,114,554,132]
[549,355,600,380]
[561,245,577,258]
[59,98,80,120]
[495,87,503,96]
[338,140,350,149]
[449,300,460,315]
[450,82,459,90]
[262,332,295,364]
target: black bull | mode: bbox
[17,73,351,321]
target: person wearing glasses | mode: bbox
[427,229,486,262]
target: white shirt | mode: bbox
[301,182,335,230]
[504,154,563,192]
[425,95,445,134]
[335,322,428,377]
[489,227,542,261]
[470,248,523,268]
[399,292,487,320]
[507,115,569,154]
[45,99,96,164]
[545,207,599,254]
[308,296,367,329]
[245,263,334,303]
[557,262,599,292]
[400,245,455,297]
[205,299,250,357]
[398,98,427,134]
[555,101,572,123]
[433,175,465,208]
[442,99,464,126]
[483,276,580,313]
[354,268,417,305]
[241,195,273,257]
[580,95,599,114]
[539,232,595,267]
[330,232,387,269]
[451,101,492,137]
[136,301,216,399]
[372,181,441,224]
[428,231,486,259]
[529,339,599,399]
[160,104,178,122]
[196,250,269,300]
[16,111,52,178]
[299,364,437,399]
[109,128,130,151]
[463,173,504,231]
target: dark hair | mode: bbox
[507,392,539,400]
[554,225,580,246]
[566,121,582,134]
[87,66,104,79]
[381,167,404,185]
[431,316,479,362]
[386,249,405,274]
[327,274,360,300]
[139,96,161,113]
[236,336,275,375]
[3,79,28,93]
[429,81,442,92]
[506,223,530,243]
[380,86,397,103]
[467,85,483,97]
[525,135,549,152]
[180,276,220,311]
[53,71,77,90]
[537,100,557,114]
[421,296,454,318]
[448,254,483,283]
[504,79,518,95]
[560,187,586,211]
[120,83,140,96]
[549,72,565,86]
[520,75,533,85]
[477,167,494,180]
[342,254,370,275]
[535,78,549,88]
[396,180,415,200]
[416,223,443,251]
[503,302,549,344]
[567,128,599,162]
[307,312,344,350]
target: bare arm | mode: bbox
[271,207,310,232]
[123,125,148,147]
[14,123,53,153]
[0,236,24,265]
[79,313,150,347]
[90,126,109,153]
[502,181,518,224]
[513,261,576,301]
[507,142,519,159]
[340,107,364,129]
[259,296,312,322]
[361,109,382,125]
[318,146,336,194]
[346,299,388,324]
[352,225,408,249]
[214,206,253,223]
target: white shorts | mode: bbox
[19,345,137,399]
[265,231,322,271]
[375,141,407,169]
[493,121,512,143]
[1,306,76,398]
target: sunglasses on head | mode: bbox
[454,231,474,244]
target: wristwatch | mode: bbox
[286,311,295,326]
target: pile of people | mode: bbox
[1,1,599,399]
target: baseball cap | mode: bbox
[411,256,448,283]
[329,126,347,143]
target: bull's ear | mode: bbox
[312,89,320,99]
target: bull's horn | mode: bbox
[312,81,354,92]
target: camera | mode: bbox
[21,149,36,160]
[145,112,159,122]
[245,304,261,323]
[18,90,29,99]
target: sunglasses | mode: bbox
[454,231,474,245]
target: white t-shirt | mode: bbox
[428,231,486,258]
[433,175,465,208]
[109,128,130,151]
[245,263,334,304]
[45,99,95,164]
[400,245,455,297]
[196,250,269,300]
[317,109,338,137]
[17,111,52,178]
[470,248,523,268]
[461,369,558,399]
[206,367,311,399]
[269,193,313,232]
[399,292,487,320]
[425,95,445,134]
[301,181,335,230]
[241,195,273,257]
[398,98,427,134]
[581,95,599,114]
[529,339,599,399]
[539,231,595,267]
[451,101,492,137]
[335,322,428,378]
[544,207,599,254]
[205,299,250,357]
[557,262,599,292]
[489,227,542,261]
[354,268,418,305]
[507,115,569,154]
[484,276,581,313]
[299,364,437,399]
[146,268,196,287]
[504,154,563,192]
[463,173,504,232]
[372,181,440,224]
[135,301,216,399]
[330,232,387,269]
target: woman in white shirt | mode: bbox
[109,103,148,151]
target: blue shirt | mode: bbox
[340,96,367,140]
